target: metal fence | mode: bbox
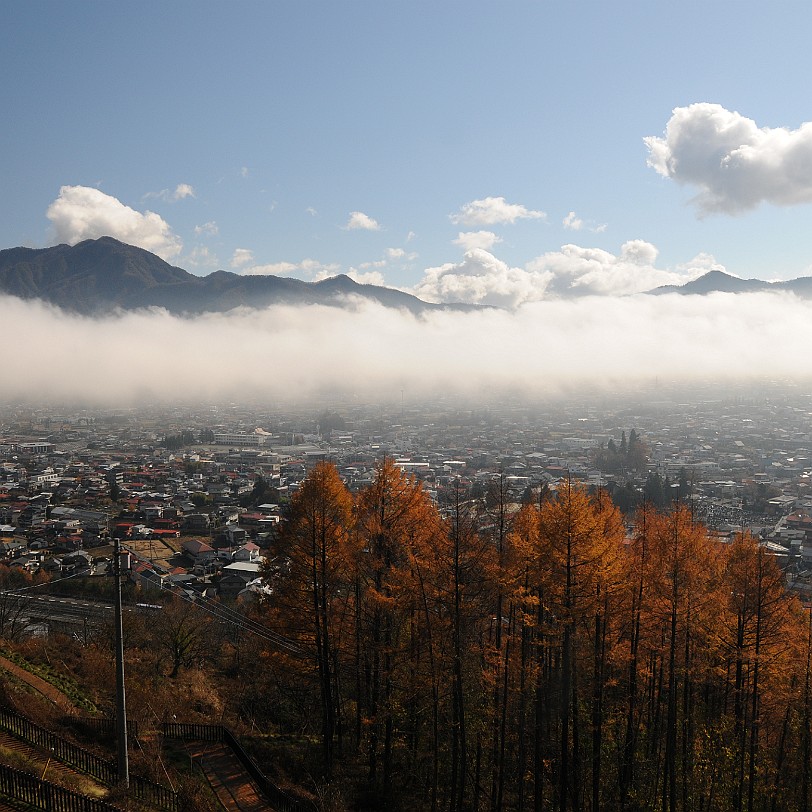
[162,722,314,811]
[0,760,121,812]
[71,716,139,739]
[0,705,178,811]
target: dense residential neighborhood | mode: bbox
[2,385,812,612]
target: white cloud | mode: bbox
[415,241,704,308]
[230,248,254,268]
[306,207,318,216]
[347,268,386,287]
[645,103,812,214]
[241,166,249,178]
[563,211,583,230]
[450,196,546,226]
[355,248,416,273]
[453,231,502,251]
[240,258,341,278]
[345,211,381,231]
[345,269,386,286]
[173,183,195,200]
[387,247,417,261]
[194,221,218,237]
[563,211,607,233]
[415,250,545,309]
[185,246,219,269]
[527,240,689,298]
[46,185,182,260]
[3,289,812,405]
[145,183,196,202]
[676,252,730,276]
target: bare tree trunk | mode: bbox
[592,590,607,812]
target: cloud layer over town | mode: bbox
[2,288,808,406]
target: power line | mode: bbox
[165,583,310,658]
[2,567,88,594]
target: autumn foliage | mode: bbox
[260,461,810,812]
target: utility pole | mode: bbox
[113,535,129,788]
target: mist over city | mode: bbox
[0,285,808,406]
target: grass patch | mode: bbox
[0,650,98,714]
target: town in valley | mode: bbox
[3,383,812,607]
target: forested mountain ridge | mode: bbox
[0,237,480,315]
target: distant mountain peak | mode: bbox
[0,237,480,316]
[653,270,773,296]
[314,273,359,289]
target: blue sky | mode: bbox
[4,2,812,307]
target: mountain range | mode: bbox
[1,238,812,315]
[0,237,477,316]
[652,268,812,297]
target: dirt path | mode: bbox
[0,656,77,716]
[185,741,269,812]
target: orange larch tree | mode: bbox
[353,457,443,801]
[264,460,354,779]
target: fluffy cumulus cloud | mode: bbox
[47,186,182,260]
[414,241,703,308]
[528,241,684,298]
[645,103,812,214]
[3,289,812,405]
[450,196,546,226]
[453,231,502,251]
[230,248,254,268]
[345,211,381,231]
[415,250,545,309]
